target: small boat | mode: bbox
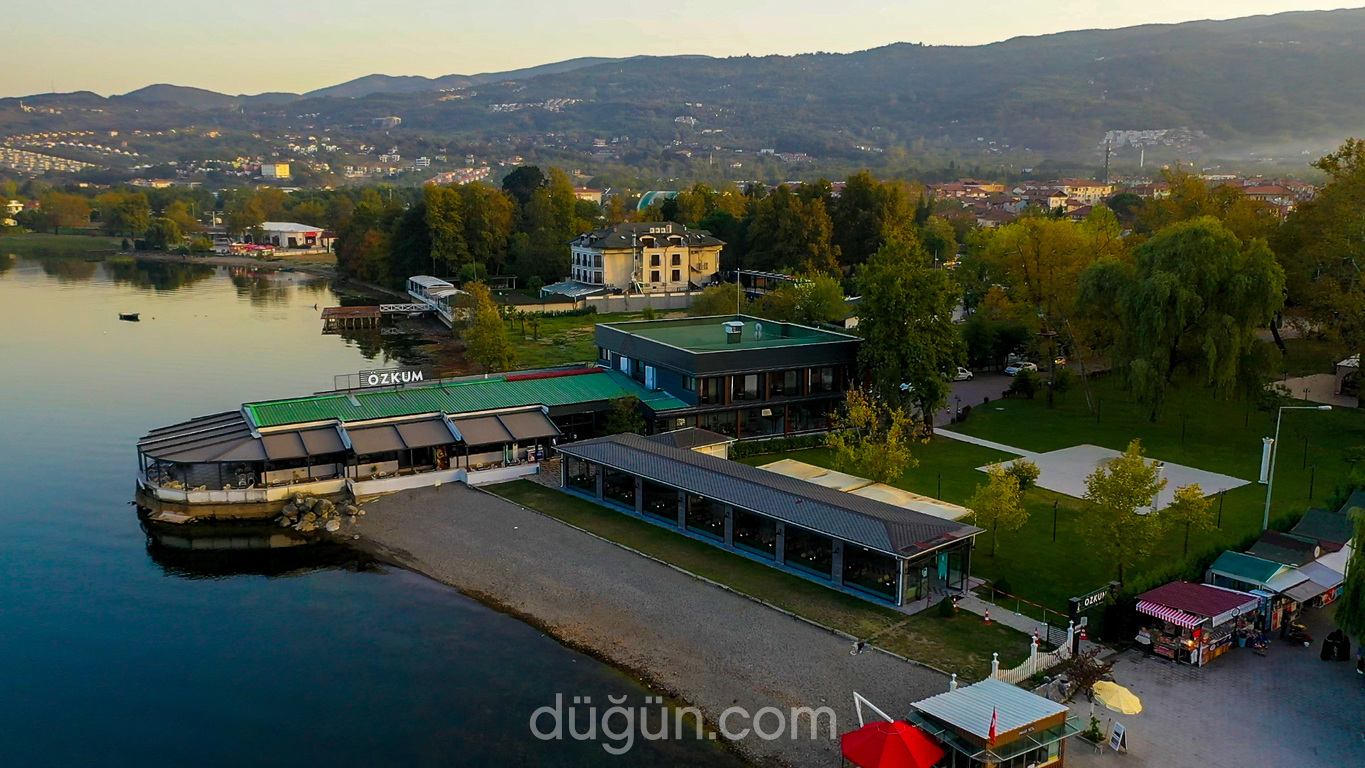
[118,312,140,322]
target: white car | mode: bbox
[951,366,974,382]
[1004,361,1038,376]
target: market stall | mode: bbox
[1135,581,1261,666]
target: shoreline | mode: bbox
[339,483,953,768]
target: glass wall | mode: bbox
[685,495,726,540]
[842,546,900,601]
[602,468,636,508]
[641,480,679,524]
[767,370,802,398]
[697,377,725,405]
[741,407,785,438]
[732,509,776,558]
[565,456,598,495]
[789,401,830,433]
[699,410,737,437]
[731,373,761,402]
[784,525,833,579]
[811,366,838,394]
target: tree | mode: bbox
[460,282,516,372]
[1138,170,1280,243]
[423,185,469,275]
[39,192,91,234]
[1057,648,1115,703]
[502,165,546,207]
[1008,369,1040,399]
[144,217,183,250]
[751,271,846,325]
[97,191,152,238]
[1334,505,1365,642]
[830,171,916,266]
[1080,439,1168,584]
[459,183,516,274]
[1004,458,1041,492]
[1162,483,1214,556]
[528,314,542,340]
[688,283,746,316]
[603,395,647,435]
[745,184,839,275]
[857,237,963,430]
[827,389,919,484]
[1077,217,1285,420]
[1275,138,1365,372]
[967,464,1028,556]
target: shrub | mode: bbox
[955,404,972,423]
[728,433,830,459]
[1005,458,1041,491]
[1008,370,1040,399]
[642,306,657,320]
[937,596,956,617]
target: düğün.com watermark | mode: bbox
[530,693,837,755]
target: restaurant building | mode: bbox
[136,366,686,516]
[1134,581,1261,666]
[594,314,861,438]
[556,433,981,606]
[907,678,1082,767]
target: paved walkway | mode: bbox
[351,484,952,767]
[935,429,1036,457]
[1277,373,1359,408]
[1064,606,1365,768]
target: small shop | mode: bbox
[907,678,1082,767]
[1134,581,1260,667]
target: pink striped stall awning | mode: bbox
[1136,601,1205,629]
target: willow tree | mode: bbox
[1334,509,1365,642]
[1077,217,1284,421]
[1081,439,1167,585]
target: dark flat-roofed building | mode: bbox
[557,433,981,606]
[595,314,861,439]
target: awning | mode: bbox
[347,424,406,456]
[1283,580,1328,604]
[299,426,345,455]
[261,431,308,460]
[394,417,459,449]
[1135,601,1205,629]
[451,415,514,446]
[138,411,265,463]
[496,409,561,441]
[1298,559,1345,590]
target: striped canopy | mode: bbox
[1135,600,1204,629]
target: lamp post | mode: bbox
[1262,405,1332,531]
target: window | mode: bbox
[683,376,696,392]
[671,269,681,283]
[843,546,899,601]
[602,468,636,508]
[685,495,726,540]
[783,525,833,579]
[732,374,760,401]
[812,366,837,393]
[699,409,736,436]
[768,370,801,397]
[732,509,776,557]
[650,254,661,267]
[565,457,598,495]
[651,270,661,283]
[594,255,603,268]
[641,481,678,524]
[671,253,681,265]
[741,407,784,437]
[697,377,725,405]
[790,401,830,433]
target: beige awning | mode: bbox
[497,409,560,441]
[395,417,459,449]
[451,415,514,446]
[347,424,406,456]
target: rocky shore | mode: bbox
[341,483,951,768]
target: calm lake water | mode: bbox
[0,255,744,767]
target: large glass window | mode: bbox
[741,407,785,438]
[768,370,802,398]
[732,374,761,401]
[811,366,838,394]
[685,495,726,540]
[843,546,899,601]
[697,377,725,405]
[699,410,737,437]
[784,525,833,579]
[602,468,636,508]
[732,509,776,558]
[642,481,678,524]
[566,456,598,495]
[790,401,830,433]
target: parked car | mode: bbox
[1004,361,1038,376]
[950,366,974,382]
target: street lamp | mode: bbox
[1262,405,1332,530]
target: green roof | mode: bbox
[601,314,858,352]
[1207,551,1285,585]
[244,368,686,429]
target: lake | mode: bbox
[0,255,744,767]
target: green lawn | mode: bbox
[494,310,685,370]
[488,479,1029,679]
[735,374,1364,613]
[0,232,124,254]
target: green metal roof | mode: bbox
[244,368,686,429]
[1207,551,1286,585]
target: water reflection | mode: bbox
[0,254,15,274]
[229,269,332,306]
[40,257,99,282]
[105,258,216,291]
[142,517,378,580]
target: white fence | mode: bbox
[990,624,1075,685]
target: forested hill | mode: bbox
[7,9,1365,164]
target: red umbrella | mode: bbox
[841,720,945,768]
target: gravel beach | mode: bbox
[350,483,950,767]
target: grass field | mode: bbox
[488,480,1029,679]
[0,232,124,254]
[735,373,1364,613]
[494,309,687,370]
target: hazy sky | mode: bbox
[1,1,1351,97]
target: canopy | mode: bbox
[1135,600,1204,630]
[1283,580,1328,604]
[841,721,944,768]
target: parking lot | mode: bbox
[1065,606,1365,767]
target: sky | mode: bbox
[1,1,1352,98]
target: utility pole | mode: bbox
[1103,140,1111,185]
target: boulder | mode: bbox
[302,497,319,512]
[323,519,341,533]
[301,511,318,524]
[275,515,292,528]
[317,499,336,517]
[292,493,306,507]
[282,502,298,516]
[293,520,316,533]
[347,515,358,526]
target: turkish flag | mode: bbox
[988,707,998,744]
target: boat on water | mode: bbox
[118,312,140,322]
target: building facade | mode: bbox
[562,222,723,293]
[594,315,861,439]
